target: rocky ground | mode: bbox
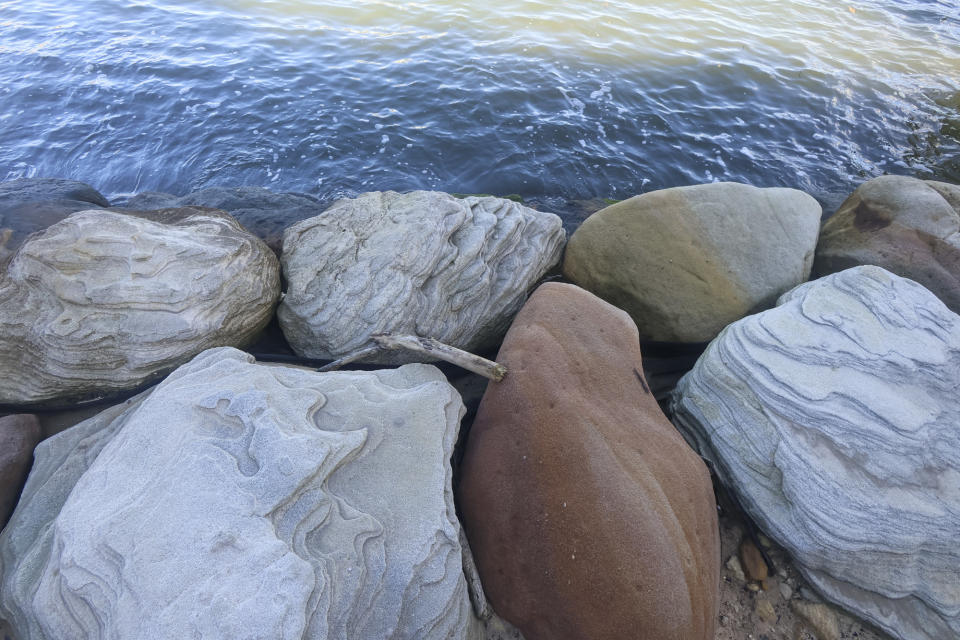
[716,511,890,640]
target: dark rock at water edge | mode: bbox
[0,179,109,259]
[814,174,960,313]
[120,186,329,254]
[0,415,40,529]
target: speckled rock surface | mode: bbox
[0,415,40,529]
[121,185,327,253]
[814,175,960,312]
[0,178,109,260]
[671,266,960,640]
[278,191,565,362]
[0,208,280,405]
[0,347,483,639]
[563,182,821,342]
[458,282,719,640]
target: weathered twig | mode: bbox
[315,346,381,373]
[317,334,507,382]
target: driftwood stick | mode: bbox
[371,334,507,381]
[316,346,382,372]
[317,334,507,381]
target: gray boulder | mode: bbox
[0,207,280,405]
[122,186,327,253]
[563,182,822,342]
[278,191,565,362]
[0,347,484,639]
[671,266,960,640]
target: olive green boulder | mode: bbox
[562,182,821,342]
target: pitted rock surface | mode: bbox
[458,282,720,640]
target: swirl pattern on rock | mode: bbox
[0,208,280,404]
[814,175,960,313]
[277,191,565,362]
[458,282,719,640]
[671,266,960,640]
[0,347,482,639]
[562,182,821,342]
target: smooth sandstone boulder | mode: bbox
[278,191,565,362]
[814,175,960,312]
[671,266,960,640]
[0,347,483,639]
[563,182,821,342]
[122,185,328,253]
[0,415,41,529]
[458,282,720,640]
[0,207,280,405]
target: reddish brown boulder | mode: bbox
[0,414,40,528]
[458,282,720,640]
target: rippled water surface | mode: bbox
[1,0,959,213]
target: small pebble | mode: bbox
[726,554,746,581]
[740,538,769,581]
[755,597,777,624]
[792,600,841,640]
[780,582,793,600]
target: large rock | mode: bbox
[671,266,960,640]
[814,175,960,312]
[458,282,720,640]
[122,186,328,253]
[0,178,109,261]
[0,208,280,405]
[278,191,565,362]
[0,347,482,639]
[0,415,41,529]
[562,182,821,342]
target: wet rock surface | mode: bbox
[814,174,960,312]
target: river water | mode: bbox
[1,0,958,214]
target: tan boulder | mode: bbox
[562,182,821,342]
[813,175,960,312]
[457,282,720,640]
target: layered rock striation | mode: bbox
[278,191,565,362]
[672,266,960,640]
[458,282,720,640]
[0,347,482,639]
[0,207,280,405]
[563,182,821,342]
